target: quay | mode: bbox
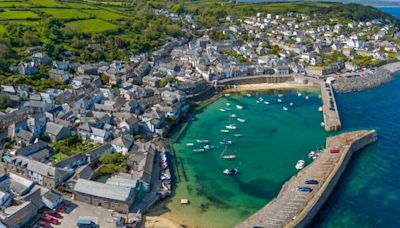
[236,130,377,228]
[320,81,341,131]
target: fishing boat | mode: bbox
[289,102,294,106]
[318,106,323,112]
[236,105,243,110]
[223,168,238,175]
[220,140,232,145]
[193,149,205,152]
[305,96,309,100]
[297,92,302,97]
[237,118,246,123]
[230,114,237,118]
[226,125,237,130]
[295,160,305,170]
[196,139,209,143]
[221,129,230,133]
[186,143,194,147]
[204,145,215,150]
[277,99,282,103]
[220,108,226,112]
[234,134,242,137]
[264,101,269,105]
[283,107,288,111]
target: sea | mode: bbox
[163,7,400,228]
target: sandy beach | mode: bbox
[223,82,319,93]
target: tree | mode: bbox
[42,40,55,56]
[0,94,15,110]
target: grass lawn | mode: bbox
[82,9,125,20]
[0,10,39,20]
[65,18,118,33]
[52,152,69,162]
[39,8,91,20]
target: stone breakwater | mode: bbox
[236,130,377,228]
[332,61,400,93]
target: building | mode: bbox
[45,122,71,142]
[42,190,63,209]
[73,178,136,213]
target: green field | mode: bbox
[0,24,6,34]
[28,0,61,7]
[82,9,125,20]
[61,2,96,9]
[65,18,118,33]
[0,2,31,7]
[39,8,91,19]
[0,10,39,20]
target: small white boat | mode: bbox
[236,105,243,110]
[278,94,284,97]
[234,134,243,137]
[221,129,230,133]
[283,107,288,111]
[224,94,230,97]
[220,108,226,112]
[264,101,269,105]
[230,114,237,118]
[225,108,232,111]
[297,92,302,97]
[186,143,194,147]
[246,94,251,97]
[196,139,209,143]
[259,97,264,102]
[223,168,238,175]
[295,160,305,170]
[226,103,230,106]
[237,118,246,123]
[277,99,282,103]
[220,140,232,145]
[305,96,309,100]
[193,149,205,152]
[289,102,294,106]
[321,122,325,127]
[318,106,323,112]
[256,100,260,104]
[223,154,236,160]
[204,145,215,150]
[308,151,315,158]
[226,125,237,130]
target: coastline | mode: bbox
[223,81,320,93]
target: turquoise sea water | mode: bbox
[169,90,329,227]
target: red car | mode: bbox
[41,216,59,225]
[37,221,52,228]
[46,211,62,218]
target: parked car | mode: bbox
[41,216,59,225]
[297,186,313,192]
[37,221,52,228]
[305,179,319,185]
[46,211,62,218]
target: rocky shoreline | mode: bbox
[332,61,400,93]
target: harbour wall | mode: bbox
[218,75,294,86]
[290,130,378,228]
[320,82,341,131]
[236,130,377,228]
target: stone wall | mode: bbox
[219,75,293,86]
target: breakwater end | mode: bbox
[236,130,377,228]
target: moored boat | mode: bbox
[226,125,237,130]
[277,99,282,103]
[236,105,243,110]
[237,118,246,123]
[193,149,205,152]
[295,160,305,170]
[234,134,242,137]
[223,168,238,175]
[283,107,288,111]
[289,102,294,106]
[264,101,269,105]
[230,114,237,118]
[204,145,215,150]
[246,93,251,97]
[278,94,284,97]
[223,154,236,159]
[305,96,309,100]
[318,106,323,112]
[221,129,230,133]
[226,103,230,106]
[196,139,209,143]
[220,108,226,112]
[308,151,315,158]
[186,143,194,147]
[220,140,232,145]
[297,92,302,97]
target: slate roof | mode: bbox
[74,179,134,202]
